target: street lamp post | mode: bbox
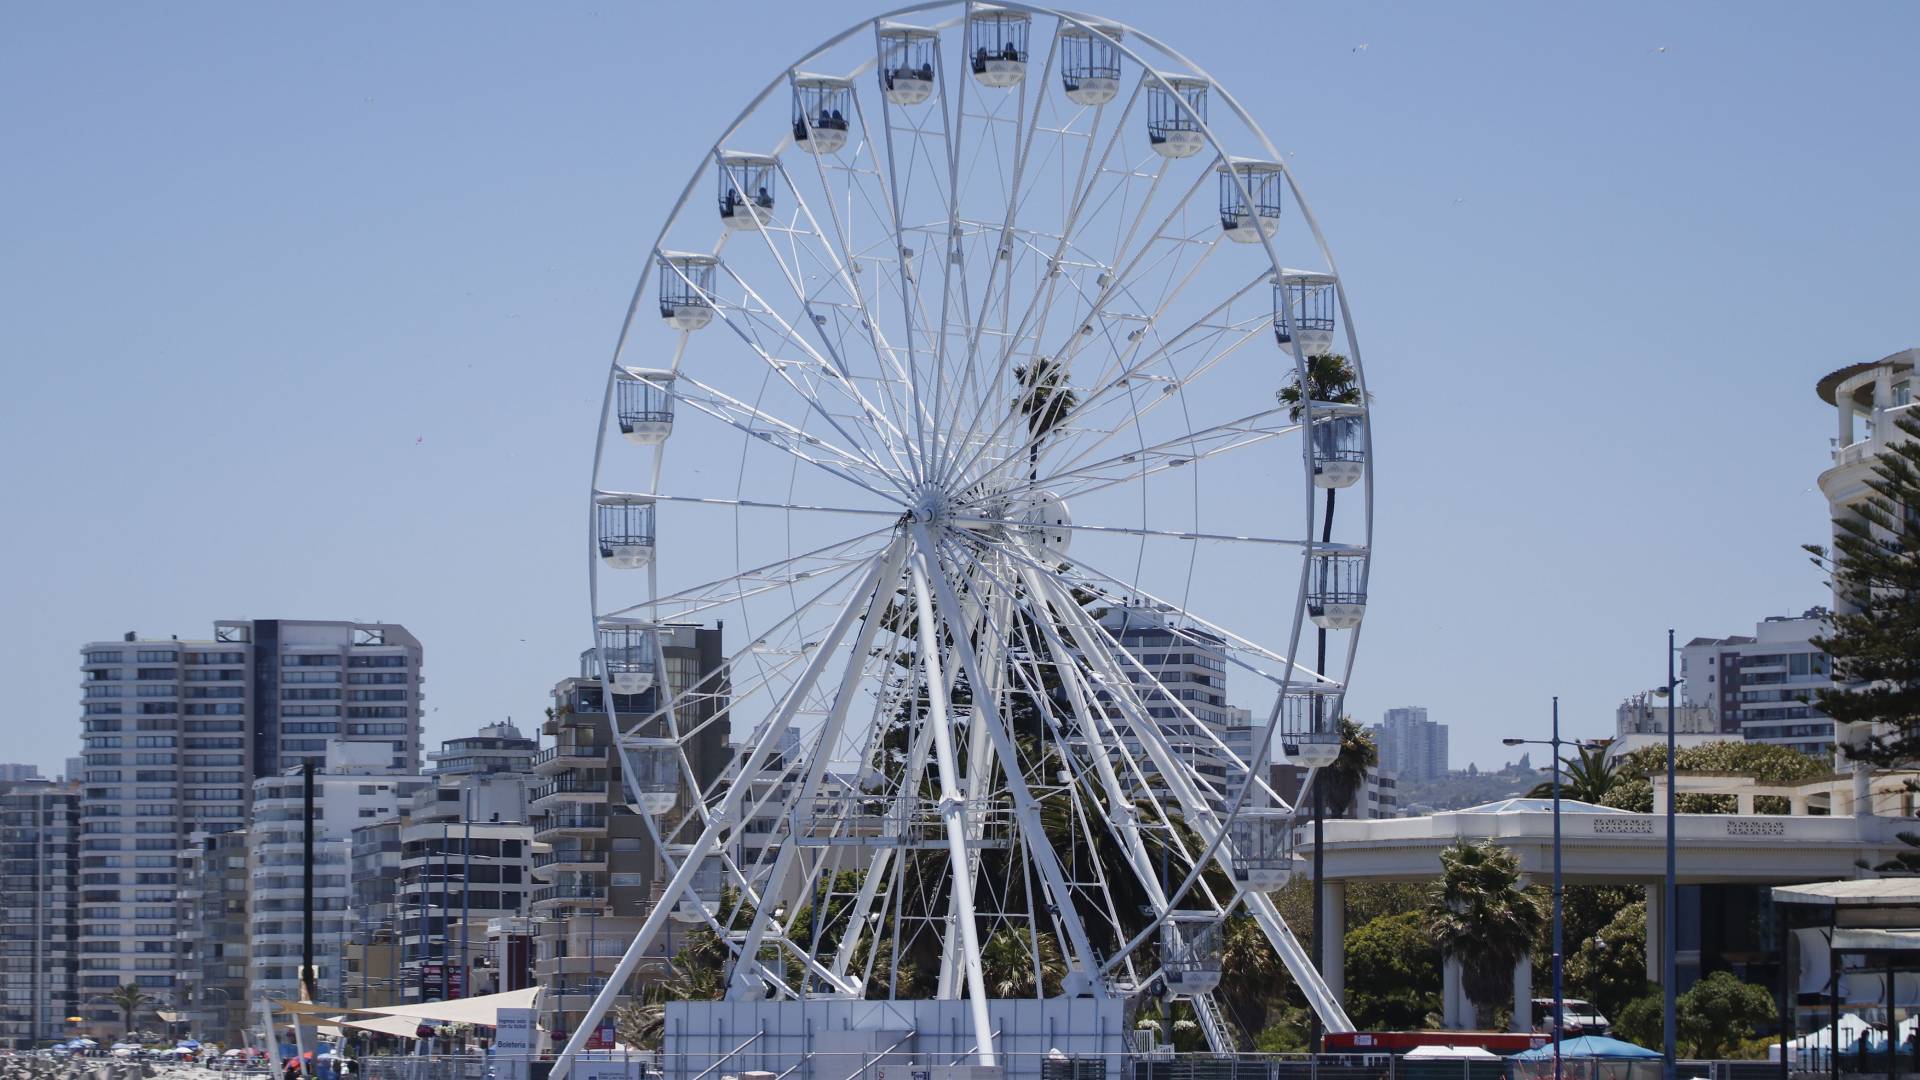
[1652,629,1682,1080]
[1506,699,1602,1080]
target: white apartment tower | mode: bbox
[245,745,427,1007]
[75,619,423,1025]
[1370,706,1448,783]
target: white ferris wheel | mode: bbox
[563,1,1372,1068]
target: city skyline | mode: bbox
[5,1,1918,779]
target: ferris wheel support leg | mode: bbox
[1035,571,1355,1035]
[1013,564,1172,915]
[908,552,997,1065]
[551,542,908,1080]
[912,526,1112,1002]
[729,537,923,999]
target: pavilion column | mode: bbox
[1511,952,1533,1033]
[1443,955,1471,1029]
[1321,878,1346,1005]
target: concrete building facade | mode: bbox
[1681,611,1835,756]
[0,777,80,1048]
[533,625,729,1043]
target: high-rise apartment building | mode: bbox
[1369,707,1448,783]
[177,829,251,1044]
[0,777,80,1048]
[533,624,729,1043]
[74,619,423,1021]
[1680,610,1835,756]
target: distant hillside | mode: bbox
[1393,767,1545,814]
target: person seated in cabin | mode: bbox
[973,46,989,72]
[918,62,934,81]
[793,118,808,140]
[1001,42,1019,61]
[754,186,773,209]
[829,108,845,128]
[722,189,739,213]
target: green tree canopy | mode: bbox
[1564,899,1650,1019]
[1603,741,1829,814]
[1344,910,1441,1030]
[1675,971,1777,1059]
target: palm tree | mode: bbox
[1013,357,1077,480]
[1321,717,1379,819]
[1217,912,1282,1045]
[1277,352,1366,1047]
[979,927,1065,998]
[108,982,149,1039]
[1526,742,1620,804]
[1428,840,1546,1027]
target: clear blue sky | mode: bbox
[3,1,1916,778]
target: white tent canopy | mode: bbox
[1404,1045,1500,1060]
[279,986,541,1030]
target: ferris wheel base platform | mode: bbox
[663,998,1127,1080]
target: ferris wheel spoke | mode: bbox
[776,154,932,481]
[598,524,890,626]
[935,87,1156,488]
[984,405,1298,507]
[954,527,1342,696]
[938,32,1057,472]
[668,369,912,504]
[709,260,920,487]
[936,161,1214,490]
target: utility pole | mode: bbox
[302,761,317,1003]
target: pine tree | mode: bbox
[1805,414,1920,762]
[1806,414,1920,871]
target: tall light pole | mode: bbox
[1505,699,1600,1080]
[1650,630,1681,1079]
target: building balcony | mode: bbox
[533,745,609,773]
[532,811,609,841]
[533,846,608,873]
[531,776,608,807]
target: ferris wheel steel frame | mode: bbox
[555,3,1376,1076]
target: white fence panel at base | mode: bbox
[664,999,1128,1080]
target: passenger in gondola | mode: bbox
[1001,42,1018,61]
[918,62,933,81]
[723,189,739,213]
[974,46,989,72]
[793,118,807,140]
[829,108,845,128]
[755,186,773,209]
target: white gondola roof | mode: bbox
[619,366,678,381]
[1272,268,1337,284]
[718,150,779,167]
[969,4,1030,22]
[792,71,854,89]
[877,21,939,40]
[1145,71,1209,90]
[597,615,660,630]
[1216,156,1283,173]
[657,249,718,266]
[1059,18,1123,38]
[595,491,657,507]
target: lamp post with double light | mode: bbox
[1505,698,1606,1080]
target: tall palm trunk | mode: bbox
[1309,484,1336,1052]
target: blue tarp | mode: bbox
[1514,1036,1661,1060]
